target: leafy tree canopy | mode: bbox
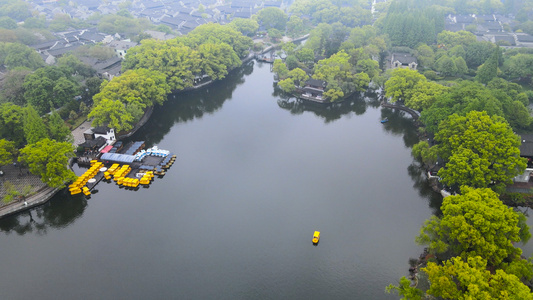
[18,138,76,188]
[423,256,533,299]
[405,80,449,111]
[0,139,15,167]
[93,68,170,108]
[417,186,528,267]
[257,7,288,31]
[23,105,47,145]
[384,68,426,103]
[228,18,259,36]
[0,102,24,147]
[436,111,526,191]
[0,42,44,70]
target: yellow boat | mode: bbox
[70,188,81,195]
[312,231,320,244]
[82,187,91,196]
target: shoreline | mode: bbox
[0,34,309,220]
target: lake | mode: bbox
[0,61,447,299]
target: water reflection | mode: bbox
[407,163,443,216]
[0,191,87,235]
[276,90,381,123]
[129,62,255,146]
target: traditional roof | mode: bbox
[79,136,106,148]
[494,35,516,45]
[93,126,111,134]
[305,79,326,88]
[391,53,417,65]
[520,134,533,157]
[517,34,533,43]
[455,15,475,23]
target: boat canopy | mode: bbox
[100,153,136,163]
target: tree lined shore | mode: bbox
[3,0,533,297]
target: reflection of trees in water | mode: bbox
[0,192,87,235]
[379,108,420,148]
[407,163,443,216]
[276,89,379,123]
[129,62,255,146]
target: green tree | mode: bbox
[423,256,533,299]
[353,72,370,92]
[435,55,457,77]
[384,68,426,103]
[448,45,466,59]
[82,76,103,102]
[229,18,259,36]
[0,102,24,147]
[476,46,499,84]
[0,139,15,167]
[465,41,494,69]
[278,78,296,93]
[257,7,288,31]
[385,276,423,300]
[411,140,438,165]
[183,23,253,59]
[23,16,46,29]
[0,16,17,29]
[267,28,283,42]
[197,42,241,80]
[323,88,344,102]
[88,98,134,133]
[288,68,309,87]
[23,105,47,145]
[285,55,299,70]
[53,77,79,108]
[419,81,507,133]
[18,138,76,188]
[503,53,533,82]
[437,30,477,47]
[47,111,72,143]
[416,44,435,69]
[0,42,44,70]
[436,111,526,191]
[417,187,528,267]
[122,39,199,91]
[355,59,379,79]
[92,68,170,108]
[57,54,95,78]
[296,48,315,65]
[313,51,355,96]
[405,80,449,111]
[273,59,289,80]
[286,15,305,38]
[0,68,30,105]
[454,56,468,75]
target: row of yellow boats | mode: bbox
[69,160,103,196]
[103,163,155,187]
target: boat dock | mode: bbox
[72,142,176,196]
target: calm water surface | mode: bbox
[0,62,447,299]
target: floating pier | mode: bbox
[73,143,175,195]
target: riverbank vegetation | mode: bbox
[380,0,533,298]
[1,0,533,296]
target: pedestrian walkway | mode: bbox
[71,120,93,147]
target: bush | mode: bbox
[253,42,264,52]
[424,70,437,80]
[525,90,533,104]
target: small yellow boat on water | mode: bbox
[313,231,320,244]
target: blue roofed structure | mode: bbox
[100,153,136,164]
